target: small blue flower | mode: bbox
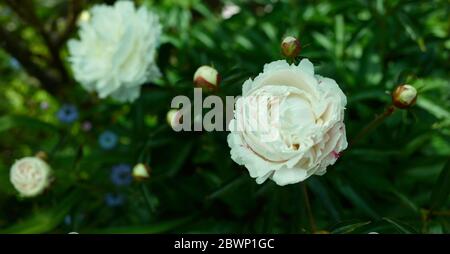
[57,104,78,124]
[64,215,72,225]
[111,164,132,186]
[105,193,125,207]
[10,58,21,70]
[99,131,118,150]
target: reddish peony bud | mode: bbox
[281,36,301,58]
[392,84,417,109]
[193,66,221,91]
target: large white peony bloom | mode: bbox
[10,157,52,197]
[227,59,348,186]
[68,1,162,102]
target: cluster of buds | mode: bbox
[391,84,418,109]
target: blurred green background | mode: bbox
[0,0,449,234]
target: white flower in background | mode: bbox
[227,59,348,186]
[68,1,162,102]
[221,3,241,19]
[10,157,52,197]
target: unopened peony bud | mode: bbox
[281,36,301,58]
[35,151,48,161]
[392,84,417,109]
[166,109,183,130]
[193,66,221,91]
[132,163,151,181]
[10,157,52,197]
[77,10,91,25]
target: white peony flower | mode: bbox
[221,3,241,19]
[227,59,348,186]
[68,1,162,102]
[10,157,52,197]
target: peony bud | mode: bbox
[132,163,151,181]
[392,84,417,109]
[10,156,52,197]
[166,109,183,130]
[77,10,91,25]
[193,66,221,91]
[281,36,301,58]
[35,151,48,161]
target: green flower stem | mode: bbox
[349,105,396,148]
[301,183,317,233]
[141,183,154,212]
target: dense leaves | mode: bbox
[0,0,449,233]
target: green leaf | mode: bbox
[334,177,380,219]
[429,158,450,210]
[390,189,420,214]
[166,141,193,176]
[85,216,194,234]
[382,217,418,234]
[396,11,426,51]
[0,115,58,133]
[206,176,246,200]
[312,32,333,51]
[307,178,341,221]
[417,96,450,120]
[0,191,80,234]
[334,15,345,58]
[331,221,372,234]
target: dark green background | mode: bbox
[0,0,449,233]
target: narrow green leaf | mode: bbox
[0,115,58,133]
[417,96,450,119]
[430,158,450,210]
[0,191,80,233]
[307,178,341,221]
[382,217,418,234]
[331,221,372,234]
[334,177,380,219]
[166,141,193,176]
[390,189,420,214]
[334,15,345,58]
[206,176,246,200]
[312,32,333,51]
[85,216,194,234]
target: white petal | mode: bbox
[298,58,314,76]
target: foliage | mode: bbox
[0,0,449,234]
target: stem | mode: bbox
[141,184,154,212]
[48,131,68,162]
[349,105,396,148]
[301,183,317,233]
[432,210,450,216]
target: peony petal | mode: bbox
[271,167,308,186]
[298,58,314,76]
